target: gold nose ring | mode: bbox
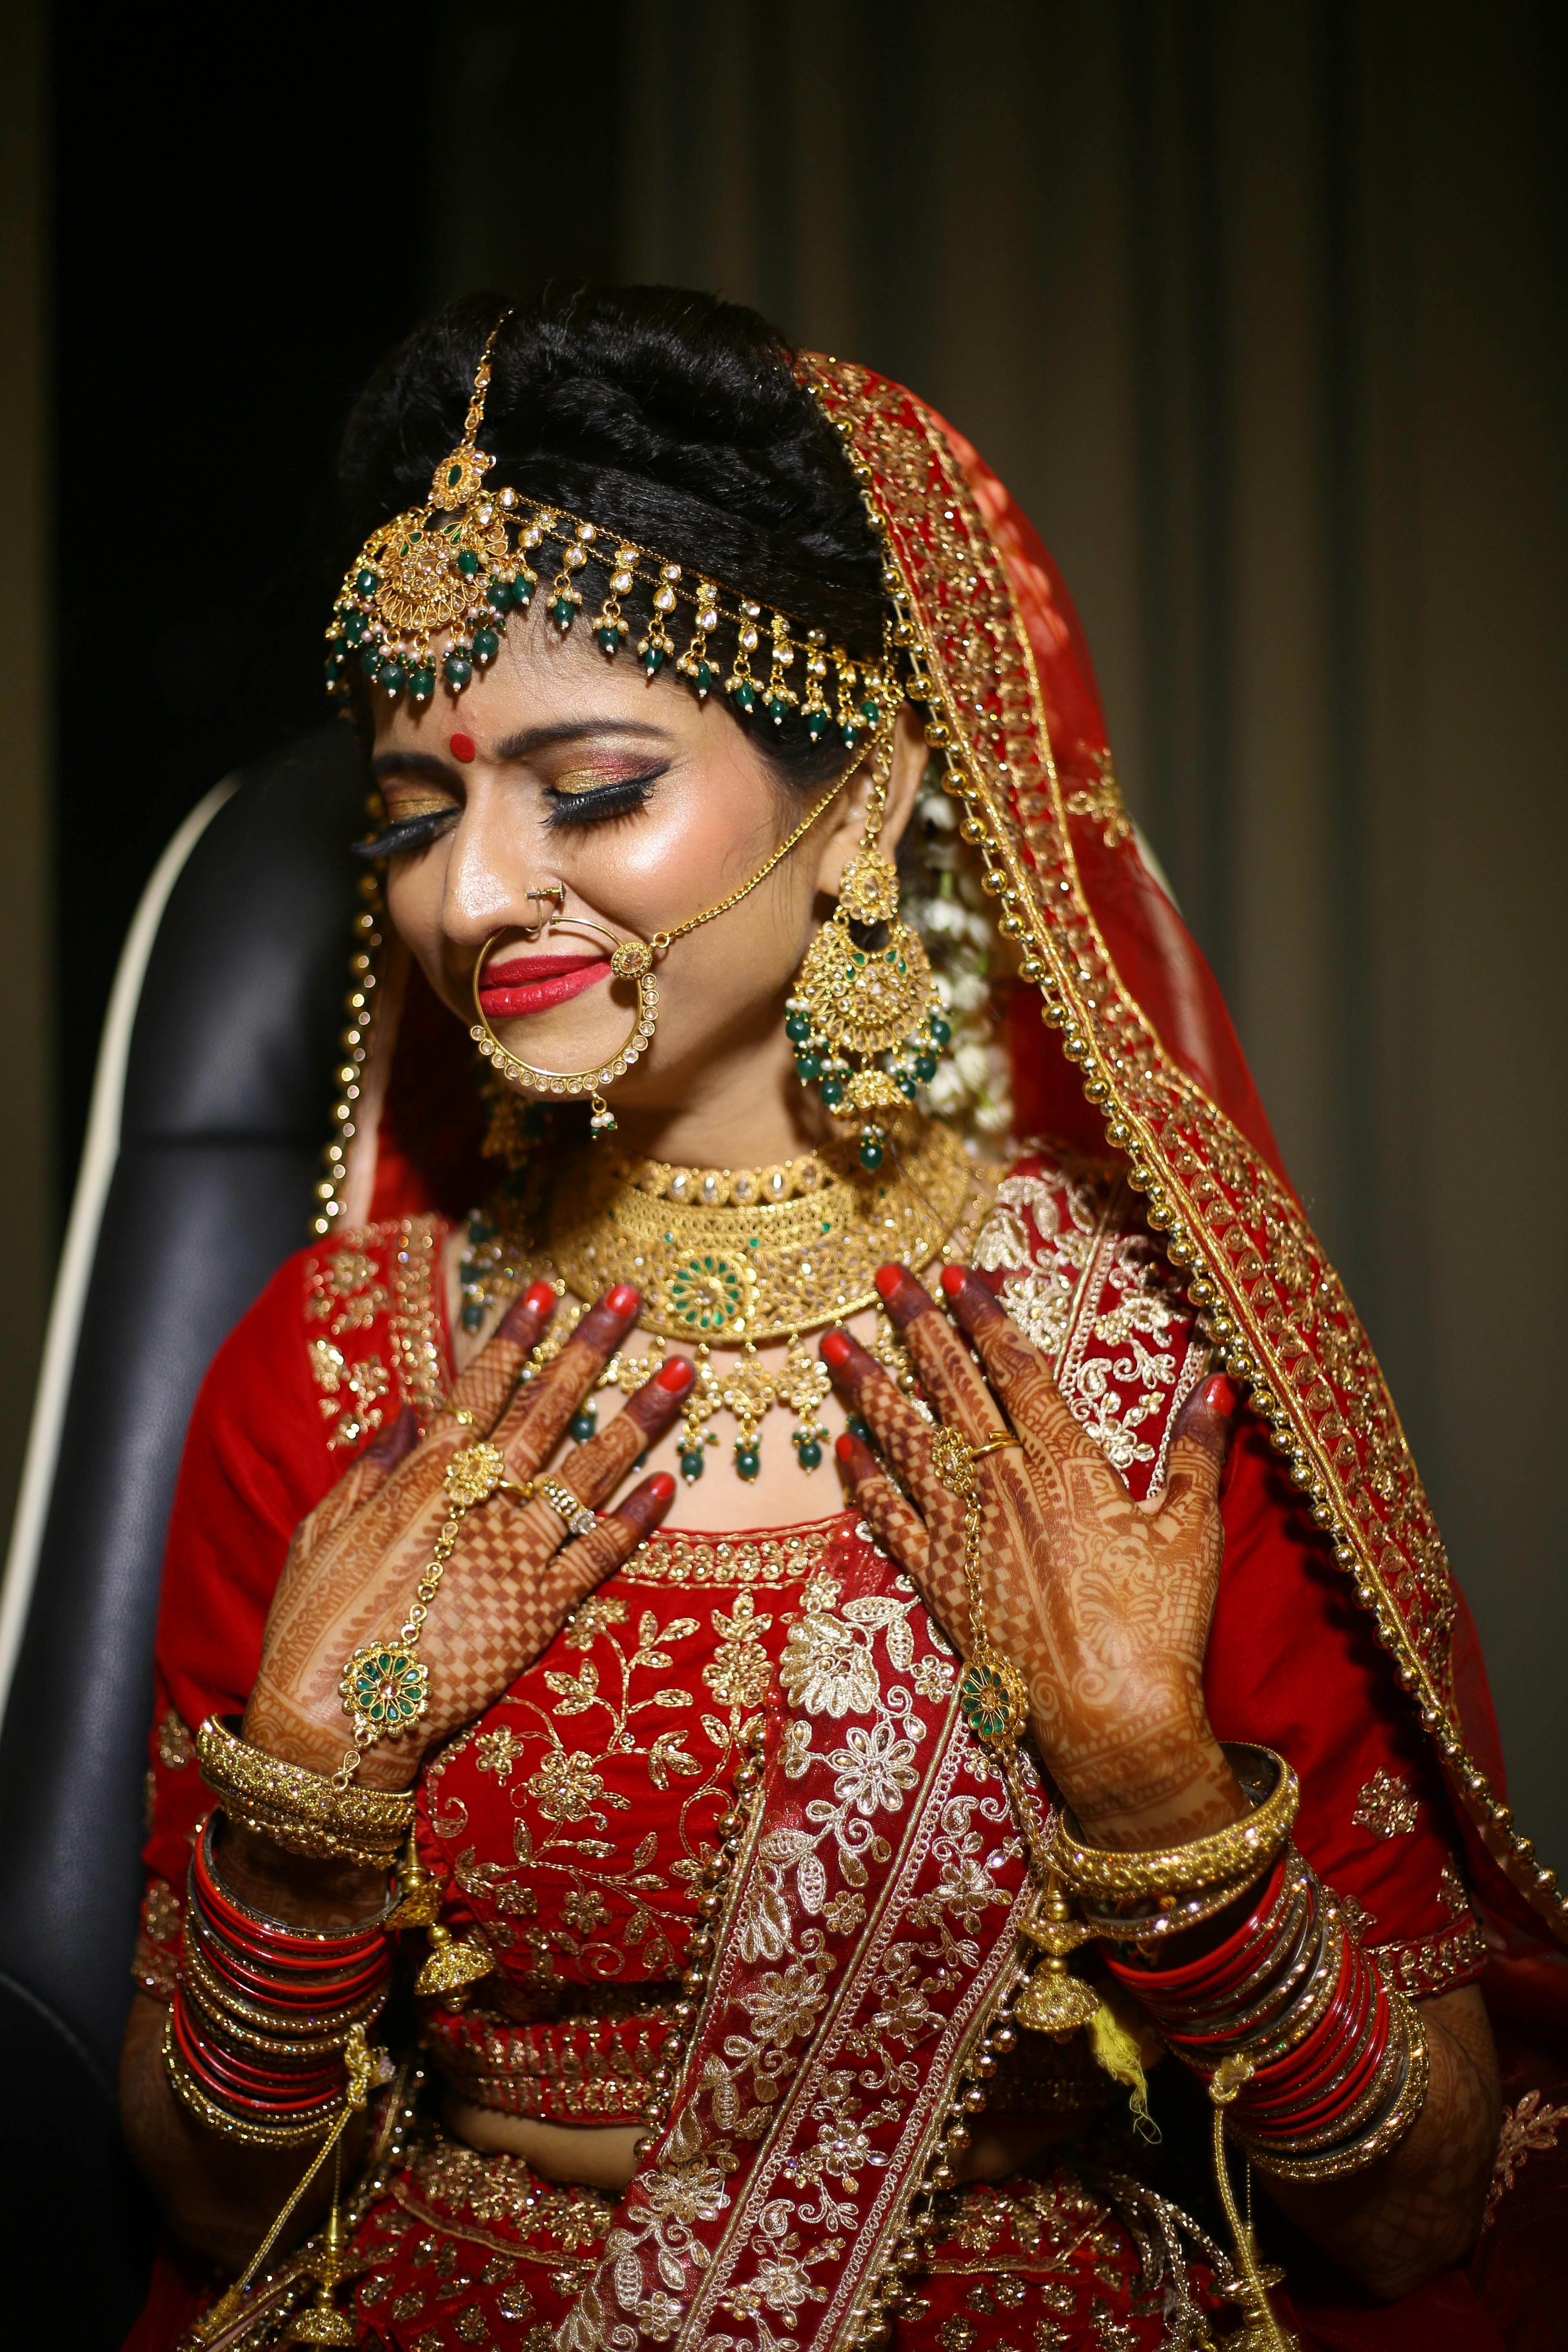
[519,882,566,939]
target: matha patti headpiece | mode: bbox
[325,314,892,748]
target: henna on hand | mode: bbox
[245,1285,684,1787]
[824,1265,1246,1846]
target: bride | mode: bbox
[119,285,1560,2352]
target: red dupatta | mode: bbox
[290,363,1566,2351]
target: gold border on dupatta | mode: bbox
[796,354,1566,1952]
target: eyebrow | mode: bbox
[371,718,674,781]
[492,718,673,760]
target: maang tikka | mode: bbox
[786,741,950,1169]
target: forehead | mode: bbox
[370,603,725,757]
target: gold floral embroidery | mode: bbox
[390,1216,446,1429]
[702,1593,774,1709]
[397,2130,618,2254]
[1385,1915,1487,1996]
[306,1247,390,1332]
[305,1277,392,1449]
[1485,2089,1568,2228]
[143,1879,182,1944]
[566,1593,629,1647]
[1354,1767,1419,1838]
[451,1590,765,1981]
[526,1751,610,1825]
[474,1728,525,1783]
[155,1710,194,1771]
[974,1160,1206,1483]
[621,1523,837,1587]
[1438,1857,1469,1918]
[1339,1893,1376,1941]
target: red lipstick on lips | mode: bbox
[477,951,611,1018]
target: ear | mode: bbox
[812,702,928,898]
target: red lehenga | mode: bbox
[127,367,1568,2352]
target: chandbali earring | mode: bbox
[470,911,657,1140]
[786,741,950,1169]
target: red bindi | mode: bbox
[449,732,477,763]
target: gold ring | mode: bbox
[532,1476,598,1539]
[929,1426,1019,1501]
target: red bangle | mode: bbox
[1110,1853,1291,2001]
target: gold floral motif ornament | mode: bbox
[547,1119,973,1345]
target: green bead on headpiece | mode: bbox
[325,310,891,733]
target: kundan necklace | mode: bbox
[459,1119,987,1482]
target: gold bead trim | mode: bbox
[801,356,1568,1953]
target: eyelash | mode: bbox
[355,766,665,857]
[354,808,459,860]
[543,771,662,830]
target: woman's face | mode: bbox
[373,604,922,1152]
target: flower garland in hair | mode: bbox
[901,760,1014,1149]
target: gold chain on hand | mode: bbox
[927,1423,1104,2036]
[333,1437,518,1791]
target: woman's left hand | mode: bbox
[822,1263,1245,1850]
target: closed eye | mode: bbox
[354,807,459,860]
[544,770,664,830]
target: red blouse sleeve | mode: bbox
[131,1219,451,1998]
[1206,1416,1484,1999]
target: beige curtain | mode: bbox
[585,0,1568,1857]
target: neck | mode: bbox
[601,1016,831,1172]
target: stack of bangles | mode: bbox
[1054,1744,1430,2183]
[161,1720,413,2145]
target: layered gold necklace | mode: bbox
[460,1118,988,1483]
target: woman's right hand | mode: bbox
[243,1282,689,1788]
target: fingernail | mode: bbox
[939,1265,965,1300]
[820,1330,854,1368]
[1202,1374,1238,1418]
[646,1472,676,1503]
[835,1432,857,1463]
[524,1279,555,1314]
[655,1357,694,1393]
[605,1283,641,1316]
[873,1263,904,1301]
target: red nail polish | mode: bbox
[820,1330,854,1368]
[449,731,477,763]
[524,1279,555,1314]
[655,1357,694,1392]
[1202,1374,1238,1418]
[835,1432,857,1462]
[873,1263,904,1301]
[605,1283,641,1315]
[940,1265,966,1299]
[646,1472,676,1503]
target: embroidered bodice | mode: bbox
[137,1139,1486,2141]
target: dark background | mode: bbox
[6,2,1567,1852]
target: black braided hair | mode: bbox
[335,285,886,784]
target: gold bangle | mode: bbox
[160,2011,345,2148]
[1079,1865,1267,1943]
[1054,1745,1299,1901]
[180,1927,386,2049]
[1238,1993,1431,2182]
[198,1717,413,1865]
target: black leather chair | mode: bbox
[0,727,363,2341]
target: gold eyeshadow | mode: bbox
[381,786,459,818]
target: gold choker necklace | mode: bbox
[460,1121,989,1484]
